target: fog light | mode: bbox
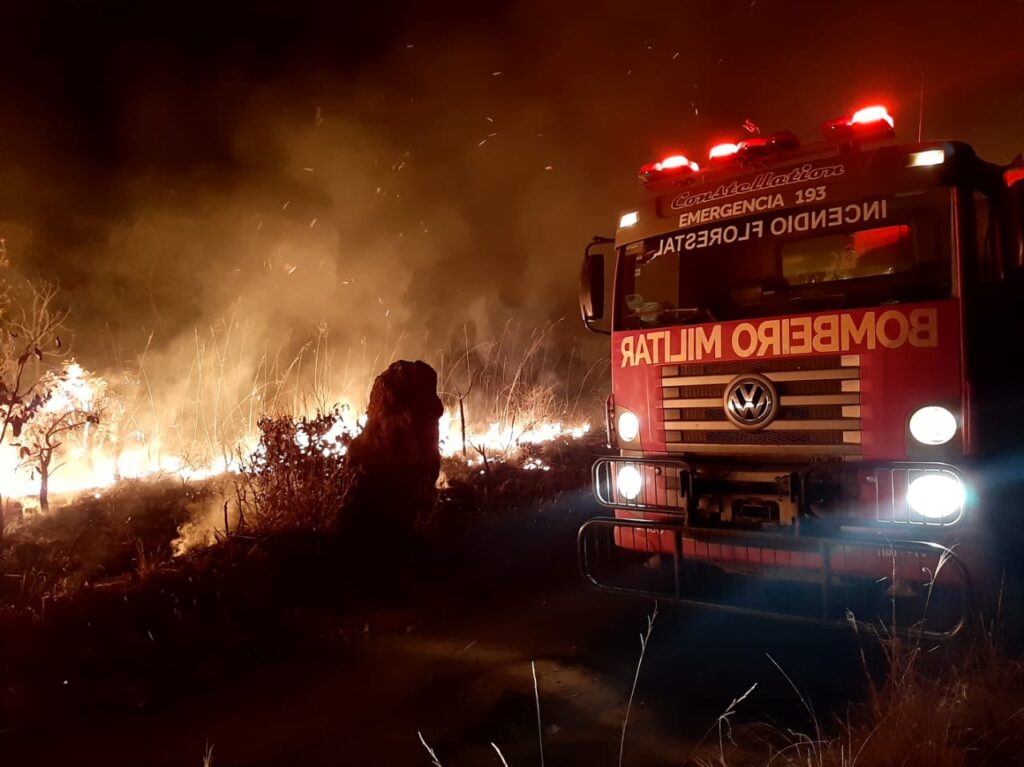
[907,473,964,519]
[909,406,957,446]
[617,411,640,442]
[616,465,643,501]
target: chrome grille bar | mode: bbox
[658,355,862,454]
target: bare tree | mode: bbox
[15,362,104,512]
[0,268,68,523]
[0,279,68,447]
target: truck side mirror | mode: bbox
[579,236,613,335]
[1010,173,1024,271]
[580,253,604,320]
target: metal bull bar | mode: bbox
[578,517,971,639]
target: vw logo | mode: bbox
[723,374,779,430]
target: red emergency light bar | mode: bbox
[824,104,895,142]
[708,142,739,160]
[638,154,700,185]
[705,132,800,166]
[642,105,894,188]
[737,130,800,159]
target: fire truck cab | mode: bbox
[578,105,1024,636]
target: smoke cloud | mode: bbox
[0,0,1020,423]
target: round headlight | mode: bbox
[909,406,957,446]
[907,473,965,519]
[617,411,640,442]
[616,465,643,501]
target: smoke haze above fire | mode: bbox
[0,0,1021,388]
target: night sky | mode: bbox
[0,0,1021,371]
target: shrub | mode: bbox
[232,411,354,535]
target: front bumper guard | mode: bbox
[578,516,970,639]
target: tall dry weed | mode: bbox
[699,628,1024,767]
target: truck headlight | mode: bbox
[616,465,643,501]
[909,406,957,446]
[617,411,640,442]
[907,473,965,519]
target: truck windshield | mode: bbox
[617,189,953,330]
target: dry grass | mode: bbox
[0,477,209,612]
[437,320,607,457]
[693,627,1024,767]
[134,537,162,581]
[825,634,1024,766]
[619,603,659,767]
[130,315,605,475]
[42,316,606,520]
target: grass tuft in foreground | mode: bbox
[694,627,1024,767]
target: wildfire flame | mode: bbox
[0,365,590,510]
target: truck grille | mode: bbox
[659,354,862,457]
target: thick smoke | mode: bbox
[0,0,1021,439]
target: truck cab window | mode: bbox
[782,225,913,286]
[624,251,680,326]
[615,188,953,331]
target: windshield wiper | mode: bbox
[656,306,718,323]
[785,293,845,303]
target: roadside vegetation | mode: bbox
[683,626,1024,767]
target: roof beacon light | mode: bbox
[824,104,896,142]
[638,153,699,186]
[708,142,740,160]
[658,154,691,169]
[851,105,894,128]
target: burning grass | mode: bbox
[0,322,598,576]
[0,419,604,616]
[0,317,599,515]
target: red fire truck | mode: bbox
[578,105,1024,636]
